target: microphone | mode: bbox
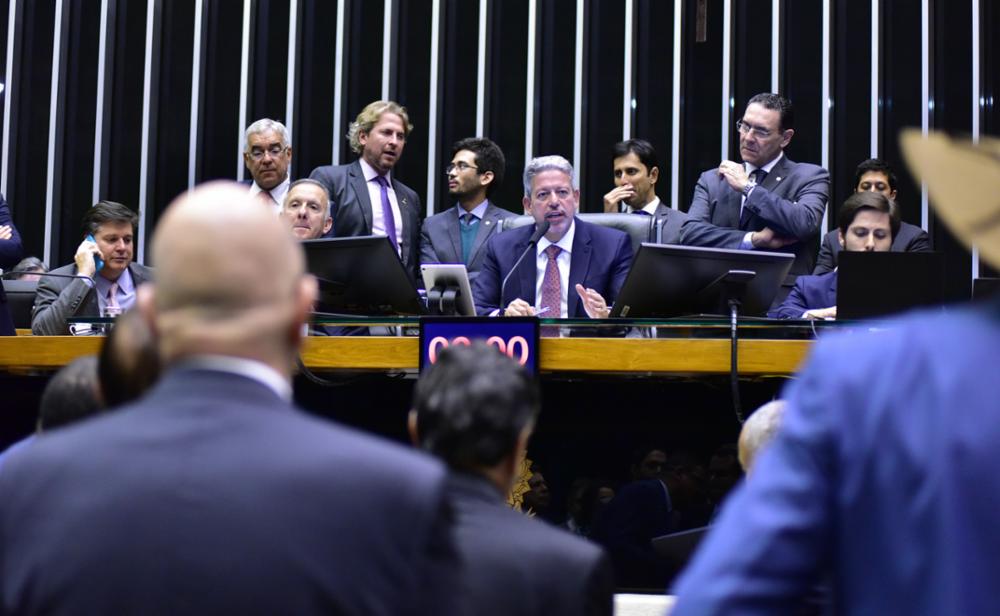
[2,270,97,289]
[499,220,550,315]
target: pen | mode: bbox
[535,306,551,316]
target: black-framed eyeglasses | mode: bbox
[248,145,289,161]
[736,120,773,139]
[445,162,479,174]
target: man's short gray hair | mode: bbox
[522,155,578,196]
[244,118,291,152]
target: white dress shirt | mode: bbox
[248,176,290,216]
[534,220,576,318]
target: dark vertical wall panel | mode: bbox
[7,0,55,261]
[487,0,528,212]
[249,0,290,124]
[679,0,723,212]
[581,0,625,212]
[881,0,922,227]
[535,0,575,160]
[344,0,384,140]
[781,0,822,168]
[150,0,195,223]
[830,1,872,225]
[0,0,10,157]
[294,0,336,178]
[54,0,101,265]
[932,0,973,301]
[979,0,999,279]
[634,0,674,206]
[730,0,771,161]
[198,0,243,182]
[436,0,478,212]
[394,0,432,202]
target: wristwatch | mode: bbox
[742,181,756,198]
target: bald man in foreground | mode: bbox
[0,183,458,615]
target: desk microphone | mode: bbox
[499,220,549,316]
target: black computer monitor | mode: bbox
[301,236,424,316]
[2,279,38,329]
[837,251,946,320]
[610,243,795,318]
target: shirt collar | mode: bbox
[359,158,390,184]
[641,196,661,215]
[456,200,489,220]
[537,218,576,255]
[94,265,134,296]
[173,355,293,402]
[745,150,784,176]
[250,176,290,200]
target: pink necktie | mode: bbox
[540,245,562,336]
[257,190,273,208]
[105,282,121,317]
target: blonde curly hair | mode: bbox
[347,100,414,154]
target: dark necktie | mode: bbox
[373,175,399,252]
[460,213,480,264]
[740,168,767,229]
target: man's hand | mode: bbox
[717,160,751,194]
[602,185,636,213]
[750,227,797,250]
[74,237,103,278]
[803,306,837,320]
[503,298,536,317]
[575,284,610,319]
[0,225,11,241]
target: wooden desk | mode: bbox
[0,336,811,375]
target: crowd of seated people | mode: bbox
[1,91,946,337]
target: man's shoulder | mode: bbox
[485,202,517,219]
[776,157,828,179]
[309,161,358,182]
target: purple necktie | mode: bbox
[373,175,399,252]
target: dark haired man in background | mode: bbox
[603,139,688,244]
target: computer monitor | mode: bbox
[610,244,795,318]
[837,251,946,320]
[301,236,424,316]
[2,279,38,329]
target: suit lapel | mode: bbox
[444,209,464,263]
[468,203,501,267]
[567,220,592,318]
[392,178,414,265]
[760,156,791,193]
[348,162,374,234]
[724,186,743,229]
[516,232,537,306]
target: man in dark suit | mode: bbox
[410,341,614,616]
[681,93,830,276]
[420,137,515,282]
[813,158,931,274]
[0,183,457,615]
[602,139,687,244]
[309,100,423,282]
[0,193,24,335]
[770,191,898,319]
[31,201,153,335]
[473,155,633,318]
[242,118,293,213]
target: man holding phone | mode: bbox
[32,201,153,335]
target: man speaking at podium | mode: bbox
[473,155,632,320]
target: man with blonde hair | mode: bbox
[309,100,423,282]
[0,182,457,614]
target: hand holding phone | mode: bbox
[85,235,105,272]
[74,234,104,277]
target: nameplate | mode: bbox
[418,316,540,375]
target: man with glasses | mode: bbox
[419,137,515,283]
[681,93,830,277]
[310,100,423,283]
[243,118,293,214]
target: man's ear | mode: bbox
[649,166,660,186]
[407,409,420,447]
[837,230,846,249]
[522,196,531,214]
[479,170,495,190]
[780,128,795,149]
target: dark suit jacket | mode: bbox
[769,270,838,319]
[681,155,830,275]
[309,160,423,282]
[0,367,458,615]
[651,201,688,244]
[472,218,633,316]
[419,202,515,283]
[31,262,154,335]
[812,221,931,274]
[0,194,24,336]
[447,472,613,616]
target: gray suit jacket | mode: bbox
[31,262,154,335]
[812,221,931,274]
[651,201,688,244]
[681,155,830,275]
[309,160,423,282]
[419,202,515,283]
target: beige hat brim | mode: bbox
[900,129,1000,268]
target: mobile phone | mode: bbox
[85,234,104,272]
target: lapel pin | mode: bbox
[775,176,782,182]
[484,220,491,226]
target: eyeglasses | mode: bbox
[736,120,773,139]
[248,145,289,161]
[445,162,479,174]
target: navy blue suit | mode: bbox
[472,218,633,317]
[769,270,837,319]
[0,194,24,335]
[673,300,1000,614]
[0,367,458,615]
[681,156,830,275]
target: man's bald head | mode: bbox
[143,182,316,373]
[738,400,786,474]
